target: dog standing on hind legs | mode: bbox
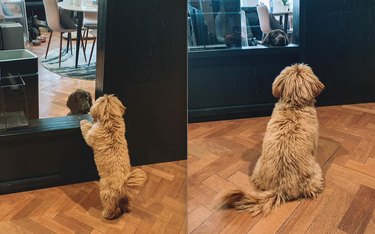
[221,64,325,216]
[80,94,147,219]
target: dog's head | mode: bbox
[262,29,289,47]
[272,64,325,106]
[90,94,125,122]
[67,89,93,115]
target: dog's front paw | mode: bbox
[80,119,92,137]
[80,119,90,126]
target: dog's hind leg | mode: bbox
[119,195,133,213]
[100,187,122,220]
[302,163,324,199]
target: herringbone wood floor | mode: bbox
[0,161,187,233]
[27,31,96,118]
[188,103,375,234]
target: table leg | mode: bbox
[75,12,83,68]
[284,13,288,33]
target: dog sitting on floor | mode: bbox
[221,64,325,216]
[66,89,93,115]
[80,95,147,220]
[262,29,289,47]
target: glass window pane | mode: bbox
[188,0,296,51]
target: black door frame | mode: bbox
[0,0,187,194]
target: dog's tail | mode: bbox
[123,168,147,194]
[220,189,285,216]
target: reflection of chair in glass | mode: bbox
[188,5,209,46]
[88,29,96,66]
[0,0,29,42]
[83,12,97,53]
[215,12,241,44]
[256,5,272,40]
[43,0,77,67]
[0,1,22,21]
[242,7,262,41]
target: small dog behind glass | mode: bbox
[262,29,289,47]
[80,95,147,219]
[66,89,93,115]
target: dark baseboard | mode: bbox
[188,103,275,123]
[0,171,99,195]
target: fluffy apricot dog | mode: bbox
[221,64,325,216]
[80,95,147,219]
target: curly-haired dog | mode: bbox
[221,64,325,216]
[66,89,93,115]
[262,29,289,47]
[80,95,147,220]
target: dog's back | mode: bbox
[221,64,325,216]
[254,103,320,193]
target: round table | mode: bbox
[58,2,98,68]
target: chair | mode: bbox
[43,0,85,68]
[0,1,22,22]
[256,5,272,40]
[83,12,97,52]
[88,29,96,66]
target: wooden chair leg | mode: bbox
[80,30,87,62]
[59,32,63,68]
[45,31,53,59]
[69,33,73,54]
[88,36,96,66]
[66,33,70,52]
[84,26,89,53]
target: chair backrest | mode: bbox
[257,5,271,34]
[84,12,97,21]
[43,0,62,31]
[0,4,5,20]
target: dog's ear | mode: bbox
[262,33,271,46]
[107,95,126,117]
[272,73,285,98]
[310,76,325,98]
[296,64,325,100]
[90,96,107,120]
[66,92,78,114]
[85,91,93,107]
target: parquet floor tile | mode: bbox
[0,161,187,233]
[188,103,375,233]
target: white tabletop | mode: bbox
[58,2,98,13]
[270,10,293,16]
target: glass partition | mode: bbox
[188,0,296,51]
[0,0,29,43]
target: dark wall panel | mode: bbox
[97,0,187,165]
[302,0,375,105]
[188,47,300,122]
[0,116,98,194]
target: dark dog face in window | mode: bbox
[66,89,93,115]
[262,29,289,47]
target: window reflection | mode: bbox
[188,0,295,51]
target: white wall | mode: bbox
[241,0,259,7]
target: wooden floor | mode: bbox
[188,103,375,234]
[0,161,187,233]
[27,31,96,118]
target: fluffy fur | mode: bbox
[221,64,325,216]
[262,29,289,47]
[66,89,93,115]
[80,95,147,220]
